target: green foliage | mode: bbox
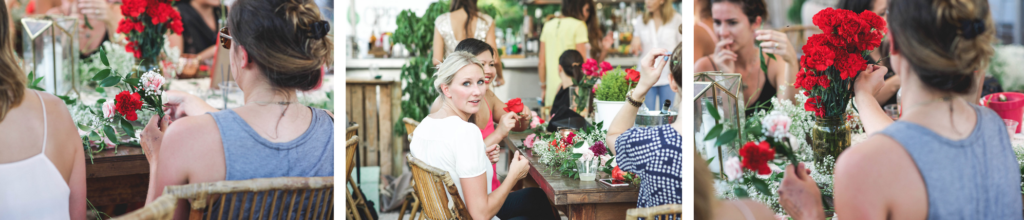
[594,67,636,101]
[27,71,44,91]
[395,55,440,135]
[393,1,450,56]
[787,0,807,24]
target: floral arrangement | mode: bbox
[594,67,640,102]
[528,122,619,180]
[794,8,886,118]
[574,59,611,112]
[116,0,183,61]
[703,94,864,214]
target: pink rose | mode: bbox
[724,157,743,181]
[140,71,166,95]
[529,111,541,128]
[102,101,115,118]
[524,134,537,148]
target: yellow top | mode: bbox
[540,17,589,107]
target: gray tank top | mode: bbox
[877,104,1022,219]
[209,107,334,180]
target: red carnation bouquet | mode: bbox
[794,8,886,118]
[573,59,612,113]
[117,0,183,61]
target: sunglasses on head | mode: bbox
[219,27,233,49]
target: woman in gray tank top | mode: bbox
[137,0,334,218]
[777,0,1023,219]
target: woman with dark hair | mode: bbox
[694,0,717,62]
[538,0,613,107]
[139,0,334,218]
[430,38,519,191]
[605,45,681,208]
[0,1,87,218]
[695,0,800,116]
[169,0,223,72]
[432,0,504,87]
[779,0,1022,219]
[550,50,584,116]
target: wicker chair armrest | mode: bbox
[111,194,178,220]
[163,177,334,210]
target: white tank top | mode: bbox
[0,91,71,219]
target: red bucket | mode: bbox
[985,92,1024,133]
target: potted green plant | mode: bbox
[594,67,640,130]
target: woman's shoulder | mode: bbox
[163,114,221,148]
[476,13,493,23]
[694,56,715,72]
[433,12,451,25]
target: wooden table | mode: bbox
[503,133,640,220]
[85,146,150,207]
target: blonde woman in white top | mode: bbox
[630,0,682,111]
[411,51,559,220]
[0,4,86,218]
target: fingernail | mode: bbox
[663,56,669,61]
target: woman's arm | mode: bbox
[854,65,893,134]
[69,139,87,220]
[539,42,547,94]
[433,29,445,66]
[483,91,510,147]
[607,49,670,153]
[486,21,504,86]
[576,43,588,60]
[873,75,900,105]
[461,151,531,219]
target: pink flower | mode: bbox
[573,145,595,162]
[102,101,116,118]
[140,71,165,95]
[529,111,542,128]
[524,134,537,148]
[760,111,792,138]
[598,61,612,77]
[724,157,742,181]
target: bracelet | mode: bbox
[626,89,644,108]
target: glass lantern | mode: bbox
[21,15,79,97]
[694,71,743,176]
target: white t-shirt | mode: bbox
[633,13,682,86]
[410,116,494,211]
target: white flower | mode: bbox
[102,101,115,118]
[761,111,792,138]
[724,157,743,181]
[573,146,595,162]
[140,71,166,95]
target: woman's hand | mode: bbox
[140,115,169,165]
[495,112,520,134]
[779,163,826,220]
[602,31,615,51]
[163,90,215,121]
[854,64,888,98]
[638,49,672,90]
[711,39,737,74]
[755,30,798,64]
[507,150,531,181]
[485,144,500,164]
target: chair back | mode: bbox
[346,124,359,140]
[346,135,359,178]
[403,118,420,139]
[778,25,819,56]
[164,176,334,220]
[625,204,682,220]
[406,154,471,220]
[110,194,178,220]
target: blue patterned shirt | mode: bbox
[614,125,682,208]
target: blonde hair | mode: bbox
[695,150,716,220]
[643,0,678,24]
[0,3,24,122]
[433,51,484,97]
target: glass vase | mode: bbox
[570,86,592,116]
[810,114,852,175]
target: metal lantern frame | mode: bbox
[694,71,744,178]
[21,15,79,97]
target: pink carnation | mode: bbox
[102,101,116,118]
[140,71,165,95]
[524,134,537,148]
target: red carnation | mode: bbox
[120,0,148,17]
[115,91,143,121]
[859,10,887,35]
[503,98,524,113]
[835,53,867,80]
[817,75,831,89]
[625,68,641,82]
[563,132,576,145]
[804,96,821,113]
[125,41,141,59]
[739,141,775,175]
[800,40,835,72]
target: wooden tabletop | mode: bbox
[85,146,150,206]
[503,133,639,206]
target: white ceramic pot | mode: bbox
[593,100,626,131]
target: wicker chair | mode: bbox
[347,124,359,140]
[406,154,472,220]
[162,176,334,220]
[403,118,420,139]
[778,25,820,56]
[625,204,682,220]
[110,194,178,220]
[346,135,375,220]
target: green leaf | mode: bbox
[77,123,91,132]
[750,177,773,196]
[574,141,584,149]
[103,125,119,145]
[571,153,583,159]
[704,100,720,121]
[704,124,724,141]
[715,129,739,147]
[120,118,135,139]
[96,87,105,93]
[57,95,75,105]
[125,78,141,87]
[705,156,715,165]
[88,131,101,141]
[733,187,750,198]
[99,76,121,87]
[97,98,106,104]
[92,69,111,81]
[100,46,109,66]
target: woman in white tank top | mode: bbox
[0,3,87,219]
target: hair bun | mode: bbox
[308,20,330,39]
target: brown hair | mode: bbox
[0,3,25,122]
[695,150,716,220]
[671,43,682,87]
[712,0,767,24]
[450,0,479,39]
[562,0,604,59]
[889,0,994,94]
[227,0,333,91]
[698,0,713,19]
[643,0,678,24]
